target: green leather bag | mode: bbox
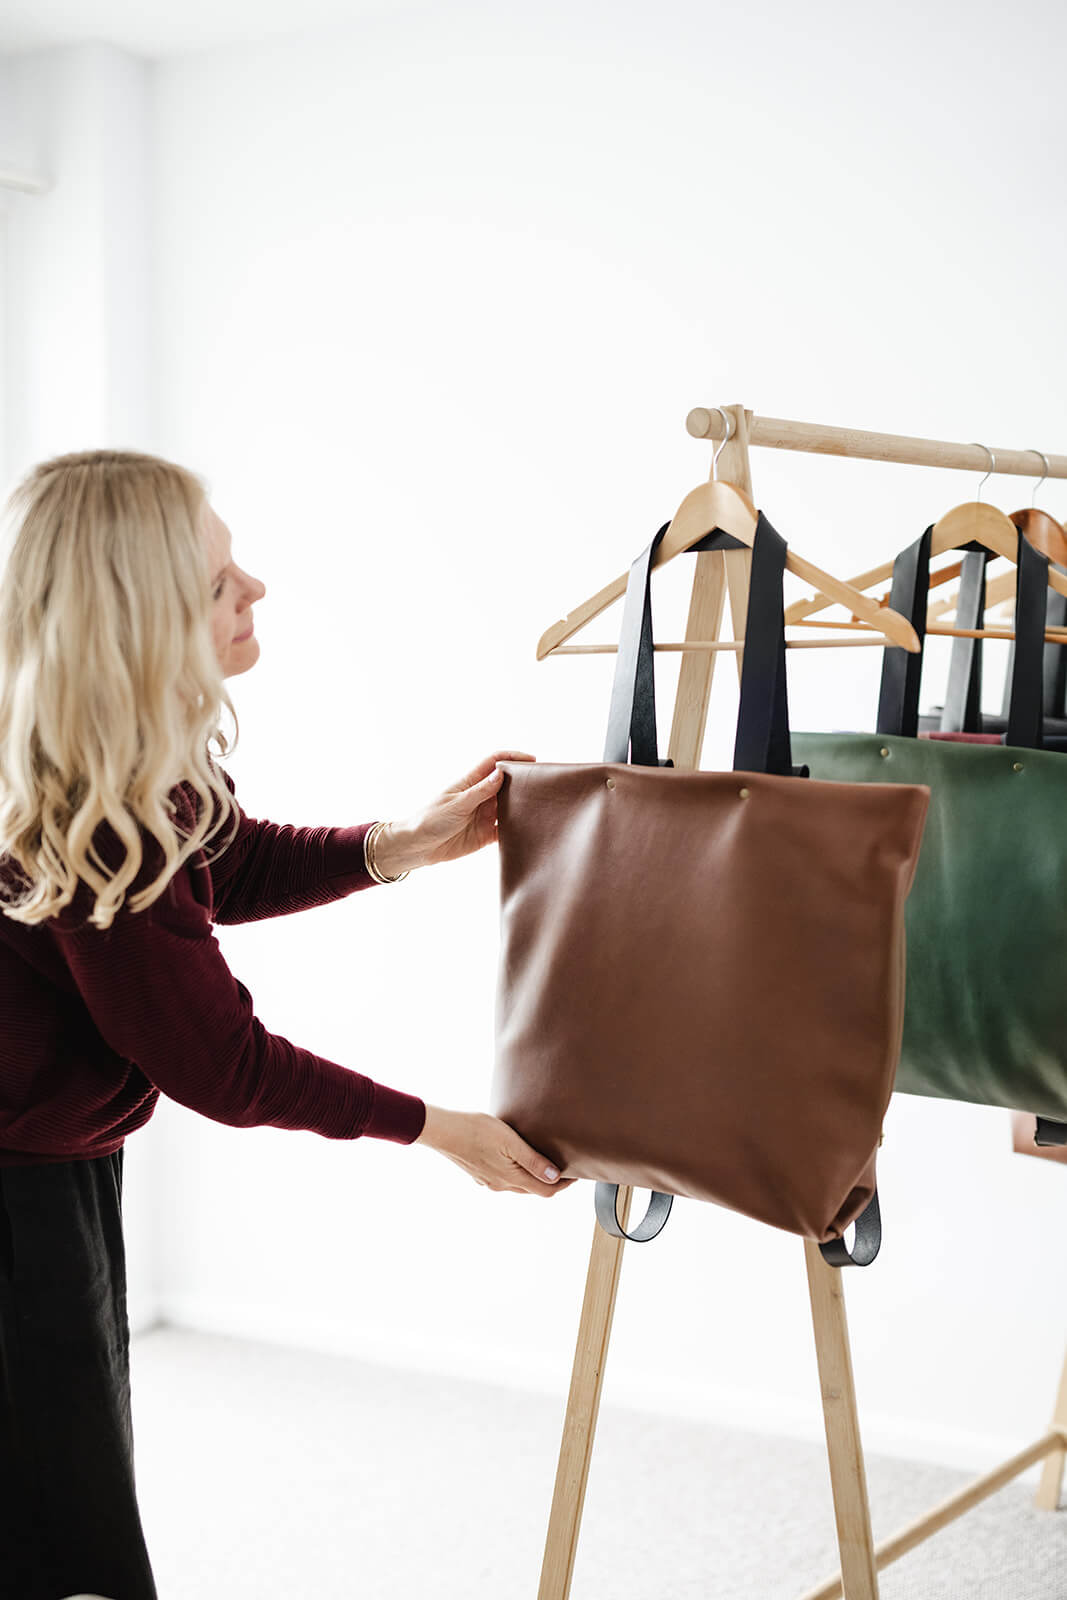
[793,525,1067,1122]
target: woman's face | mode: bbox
[203,503,266,678]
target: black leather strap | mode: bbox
[878,527,1049,748]
[731,513,797,776]
[876,527,932,737]
[603,522,672,766]
[1046,587,1067,718]
[1034,1118,1067,1148]
[818,1190,882,1268]
[1006,533,1050,748]
[1001,579,1067,721]
[606,513,805,775]
[594,1183,674,1242]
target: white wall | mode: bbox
[0,42,161,1329]
[4,0,1067,1476]
[146,0,1067,1475]
[2,44,152,471]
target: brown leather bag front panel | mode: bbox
[491,761,929,1243]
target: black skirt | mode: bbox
[0,1148,158,1600]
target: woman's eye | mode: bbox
[213,581,225,600]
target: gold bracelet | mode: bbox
[364,821,410,885]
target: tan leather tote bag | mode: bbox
[490,514,929,1263]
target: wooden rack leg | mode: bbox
[1036,1344,1067,1510]
[804,1240,880,1600]
[801,1429,1065,1600]
[538,1187,633,1600]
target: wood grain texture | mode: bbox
[686,409,1067,478]
[538,1191,633,1600]
[802,1240,880,1600]
[1036,1347,1067,1511]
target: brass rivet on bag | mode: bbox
[879,747,890,759]
[606,777,616,789]
[1012,762,1024,773]
[738,787,750,800]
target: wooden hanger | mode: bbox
[927,562,1013,623]
[928,507,1067,625]
[927,436,1066,632]
[785,498,1067,637]
[1011,506,1067,565]
[537,477,921,659]
[924,489,1067,624]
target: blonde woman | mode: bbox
[0,450,573,1600]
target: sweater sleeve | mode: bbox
[203,768,383,925]
[53,847,427,1146]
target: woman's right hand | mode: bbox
[415,1104,576,1197]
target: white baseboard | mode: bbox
[151,1293,1045,1486]
[127,1293,160,1338]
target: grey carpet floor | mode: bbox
[129,1327,1066,1599]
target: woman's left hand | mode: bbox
[370,750,535,877]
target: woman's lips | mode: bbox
[234,623,254,642]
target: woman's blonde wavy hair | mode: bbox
[0,448,243,930]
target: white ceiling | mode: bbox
[0,0,404,58]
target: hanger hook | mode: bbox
[969,442,995,502]
[1028,449,1050,508]
[711,407,733,481]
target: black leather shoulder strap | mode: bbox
[732,512,794,776]
[876,527,932,737]
[880,525,1049,746]
[1006,529,1050,749]
[603,522,671,766]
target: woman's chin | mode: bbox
[224,638,259,677]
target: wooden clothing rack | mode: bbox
[535,404,1067,1600]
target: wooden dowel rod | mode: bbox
[549,638,891,655]
[799,1430,1066,1600]
[795,619,1067,644]
[686,410,1067,479]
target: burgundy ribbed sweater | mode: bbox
[0,765,427,1165]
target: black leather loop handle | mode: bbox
[878,527,1050,747]
[594,1183,674,1242]
[817,1190,882,1268]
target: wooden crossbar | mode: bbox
[685,409,1067,479]
[800,1428,1067,1600]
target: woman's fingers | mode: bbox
[447,755,535,818]
[449,751,536,794]
[498,1123,570,1192]
[433,1112,574,1197]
